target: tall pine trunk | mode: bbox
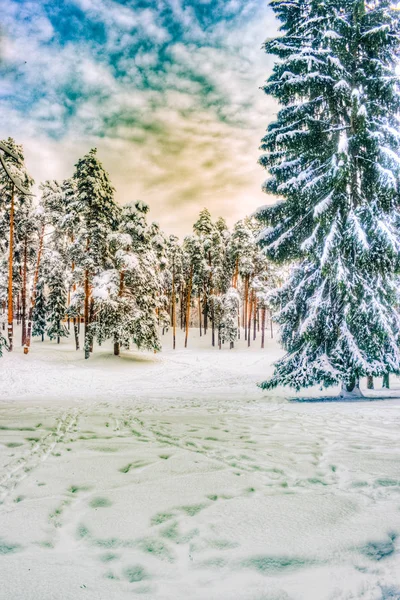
[180,289,184,330]
[73,317,79,350]
[25,223,45,353]
[21,235,28,346]
[67,287,71,331]
[184,266,193,348]
[114,271,124,356]
[261,307,266,349]
[198,296,202,337]
[16,293,20,325]
[211,293,215,347]
[232,257,239,288]
[203,292,208,334]
[247,289,253,348]
[89,298,94,352]
[244,276,249,341]
[84,269,90,359]
[7,184,14,352]
[253,296,257,341]
[172,263,176,350]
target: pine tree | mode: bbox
[228,219,260,341]
[73,149,120,358]
[56,178,81,349]
[182,235,203,347]
[166,235,183,349]
[193,209,214,334]
[0,138,34,352]
[46,254,69,343]
[257,0,400,395]
[31,276,47,341]
[148,221,170,334]
[92,201,162,355]
[0,330,6,356]
[16,202,38,346]
[221,287,240,349]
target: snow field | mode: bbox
[1,328,400,599]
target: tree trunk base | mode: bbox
[383,373,390,389]
[7,323,13,352]
[74,323,79,350]
[340,381,364,399]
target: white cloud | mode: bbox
[1,0,280,235]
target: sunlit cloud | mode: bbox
[0,0,278,235]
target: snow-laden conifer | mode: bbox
[73,149,120,358]
[46,252,69,343]
[0,138,34,351]
[257,0,400,393]
[31,276,47,341]
[92,201,162,355]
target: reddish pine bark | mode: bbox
[261,307,266,349]
[21,235,28,346]
[198,296,202,337]
[24,223,45,353]
[172,265,176,350]
[185,266,193,348]
[7,185,14,351]
[247,289,253,348]
[114,271,125,356]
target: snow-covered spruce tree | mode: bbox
[213,217,232,295]
[0,138,34,351]
[221,287,240,349]
[148,221,170,334]
[208,219,231,346]
[39,179,78,319]
[46,252,69,344]
[15,199,38,346]
[92,201,162,356]
[192,209,233,344]
[209,294,224,348]
[182,234,203,347]
[228,218,261,342]
[73,149,120,358]
[257,0,400,395]
[193,208,214,334]
[210,287,240,349]
[31,275,46,341]
[166,234,183,349]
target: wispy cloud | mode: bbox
[0,0,278,235]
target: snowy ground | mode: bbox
[1,328,400,600]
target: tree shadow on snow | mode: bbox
[88,351,160,365]
[288,395,400,403]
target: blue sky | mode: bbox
[0,0,277,234]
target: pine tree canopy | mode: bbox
[0,135,277,360]
[74,148,121,271]
[256,0,400,391]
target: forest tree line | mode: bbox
[0,139,283,359]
